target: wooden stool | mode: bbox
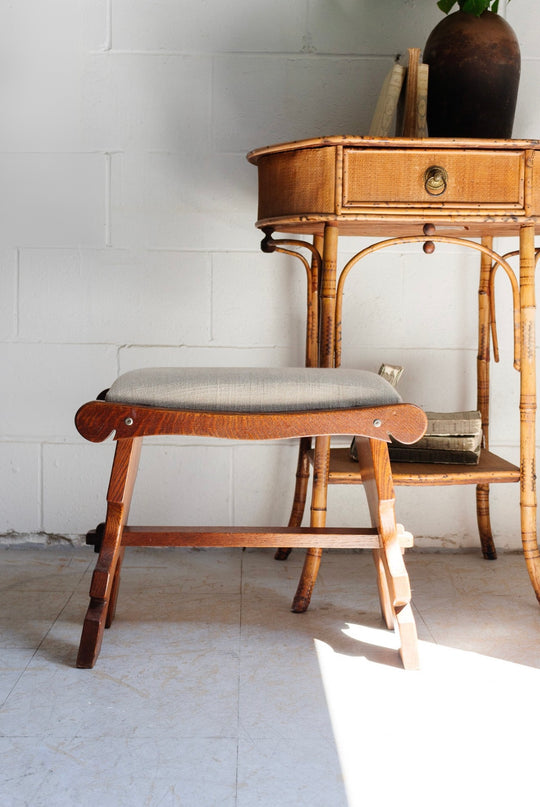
[74,367,427,669]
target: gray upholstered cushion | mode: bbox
[105,367,401,412]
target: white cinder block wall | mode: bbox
[1,0,538,550]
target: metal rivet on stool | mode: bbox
[373,419,382,428]
[124,417,134,426]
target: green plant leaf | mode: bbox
[437,0,458,12]
[437,0,507,16]
[461,0,490,15]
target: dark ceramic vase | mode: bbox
[423,11,520,138]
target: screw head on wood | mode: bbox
[124,417,134,426]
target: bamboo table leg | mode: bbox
[291,224,339,608]
[476,237,497,559]
[277,233,323,560]
[519,223,540,602]
[319,224,339,369]
[292,435,331,612]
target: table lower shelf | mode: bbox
[324,448,520,486]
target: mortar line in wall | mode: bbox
[105,152,112,247]
[230,446,236,526]
[146,247,265,253]
[210,55,216,153]
[304,0,314,54]
[38,442,44,532]
[1,339,484,353]
[103,0,112,52]
[116,345,123,378]
[14,248,20,338]
[88,49,398,59]
[210,253,215,342]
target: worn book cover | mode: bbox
[388,446,481,465]
[369,62,406,137]
[423,410,482,437]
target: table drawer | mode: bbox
[342,149,525,209]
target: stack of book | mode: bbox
[349,366,483,466]
[388,410,483,465]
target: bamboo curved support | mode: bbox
[489,248,540,369]
[261,229,321,367]
[335,234,521,370]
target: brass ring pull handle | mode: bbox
[424,165,448,196]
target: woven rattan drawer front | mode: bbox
[342,148,525,210]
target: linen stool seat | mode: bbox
[75,366,427,669]
[104,366,403,411]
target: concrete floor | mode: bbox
[1,545,540,806]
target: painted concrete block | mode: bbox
[46,438,234,535]
[128,443,233,525]
[392,485,486,549]
[19,249,211,345]
[214,55,392,153]
[211,251,306,352]
[506,4,537,60]
[0,250,17,340]
[42,442,115,535]
[112,0,307,53]
[308,0,441,55]
[0,0,109,151]
[0,443,41,533]
[0,154,105,248]
[512,60,540,139]
[2,344,117,439]
[233,443,302,526]
[339,248,478,353]
[118,345,294,373]
[110,152,257,251]
[83,54,212,152]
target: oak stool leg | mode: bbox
[77,438,141,668]
[356,436,419,670]
[106,547,126,629]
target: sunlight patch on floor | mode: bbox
[315,631,540,807]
